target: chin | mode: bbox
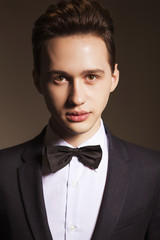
[64,121,95,135]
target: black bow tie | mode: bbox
[45,145,102,173]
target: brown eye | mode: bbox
[86,75,97,81]
[56,76,66,82]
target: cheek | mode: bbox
[45,87,67,110]
[96,90,111,116]
[94,84,111,106]
[98,93,110,112]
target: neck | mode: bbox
[61,133,95,147]
[50,117,101,147]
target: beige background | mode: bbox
[0,0,160,150]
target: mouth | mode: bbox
[65,111,90,122]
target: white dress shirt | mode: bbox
[42,119,108,240]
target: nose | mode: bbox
[68,79,86,106]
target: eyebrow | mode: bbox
[48,70,70,77]
[48,69,105,78]
[80,69,105,75]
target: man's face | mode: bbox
[34,35,119,143]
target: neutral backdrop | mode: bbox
[0,0,160,150]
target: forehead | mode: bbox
[40,34,110,72]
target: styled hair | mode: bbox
[32,0,116,73]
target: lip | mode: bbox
[65,111,90,122]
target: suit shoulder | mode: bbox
[1,140,28,154]
[0,127,46,159]
[0,140,31,165]
[0,129,45,183]
[111,134,160,164]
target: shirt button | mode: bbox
[69,225,76,231]
[71,180,78,187]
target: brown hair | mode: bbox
[32,0,116,74]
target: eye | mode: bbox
[55,76,67,82]
[86,75,98,81]
[50,75,68,84]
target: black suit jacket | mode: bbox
[0,127,160,240]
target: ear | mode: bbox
[32,69,43,94]
[110,64,119,92]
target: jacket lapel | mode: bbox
[92,130,131,240]
[17,129,53,240]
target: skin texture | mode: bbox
[33,34,119,146]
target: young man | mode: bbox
[0,0,160,239]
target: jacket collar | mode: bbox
[18,127,53,240]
